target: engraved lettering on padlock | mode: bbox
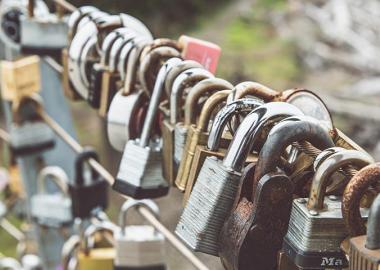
[283,146,373,269]
[31,166,72,227]
[114,199,166,270]
[113,58,183,198]
[176,102,304,255]
[220,116,335,270]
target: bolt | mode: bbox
[309,210,319,216]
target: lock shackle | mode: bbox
[223,102,304,172]
[74,147,99,187]
[118,199,160,232]
[100,27,130,66]
[83,222,115,253]
[253,115,335,188]
[366,193,380,250]
[138,46,181,95]
[170,67,214,124]
[342,162,380,237]
[184,78,234,126]
[139,57,183,147]
[28,0,35,18]
[108,32,137,73]
[308,147,374,211]
[68,6,99,39]
[140,38,181,61]
[227,81,279,103]
[62,234,81,270]
[37,166,69,195]
[164,60,203,98]
[123,38,151,96]
[207,98,263,151]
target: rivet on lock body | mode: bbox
[183,97,263,203]
[114,199,166,270]
[219,115,335,270]
[282,145,373,269]
[113,58,185,198]
[31,166,73,227]
[9,95,55,156]
[176,102,304,256]
[68,148,108,219]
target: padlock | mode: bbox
[77,222,115,270]
[20,254,43,270]
[67,6,99,41]
[0,257,22,270]
[219,116,335,270]
[31,166,72,227]
[9,95,55,156]
[161,65,213,184]
[20,1,68,54]
[114,199,166,269]
[175,102,304,255]
[183,98,263,203]
[112,58,184,198]
[282,147,374,269]
[69,148,108,219]
[173,78,233,167]
[349,191,380,270]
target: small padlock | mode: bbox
[176,102,304,255]
[349,190,380,270]
[173,78,233,167]
[9,95,55,156]
[69,148,108,219]
[77,222,115,270]
[20,1,68,54]
[219,116,335,270]
[114,199,166,269]
[31,166,72,227]
[112,58,185,198]
[183,97,263,203]
[282,147,374,269]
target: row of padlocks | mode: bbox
[0,1,379,270]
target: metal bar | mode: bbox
[0,219,25,242]
[37,112,210,270]
[52,0,76,12]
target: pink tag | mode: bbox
[179,35,221,74]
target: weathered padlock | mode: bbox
[349,190,380,270]
[20,0,68,54]
[9,95,55,156]
[176,102,304,255]
[69,148,108,219]
[114,199,166,269]
[219,116,335,270]
[77,222,115,270]
[173,78,233,168]
[282,147,374,269]
[112,58,184,198]
[31,166,72,227]
[183,98,263,203]
[161,65,213,185]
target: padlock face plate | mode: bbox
[176,156,241,255]
[349,236,380,270]
[115,226,166,268]
[31,194,72,226]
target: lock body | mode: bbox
[77,248,115,270]
[349,236,380,270]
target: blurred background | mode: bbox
[1,0,380,269]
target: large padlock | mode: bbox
[176,102,304,255]
[282,147,374,269]
[183,97,263,203]
[161,64,213,183]
[219,116,335,270]
[69,148,108,219]
[349,189,380,270]
[112,58,184,198]
[20,1,68,54]
[114,199,166,269]
[174,89,230,191]
[31,166,72,227]
[9,95,55,156]
[173,78,233,167]
[77,222,115,270]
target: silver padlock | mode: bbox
[282,147,374,269]
[114,199,166,269]
[31,166,72,227]
[113,58,183,198]
[175,102,303,255]
[21,254,43,270]
[0,257,22,270]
